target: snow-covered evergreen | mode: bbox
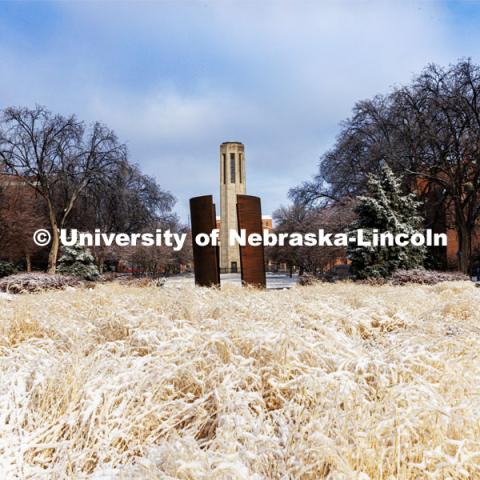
[57,244,100,281]
[348,165,426,279]
[0,261,17,278]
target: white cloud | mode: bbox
[1,1,479,220]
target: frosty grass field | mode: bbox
[1,281,479,479]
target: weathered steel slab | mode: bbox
[189,195,220,287]
[236,194,266,288]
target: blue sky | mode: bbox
[1,0,480,221]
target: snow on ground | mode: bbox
[0,281,479,478]
[164,272,298,289]
[0,292,13,301]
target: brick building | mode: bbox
[418,178,480,272]
[0,173,48,269]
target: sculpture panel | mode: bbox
[189,195,220,287]
[236,194,266,288]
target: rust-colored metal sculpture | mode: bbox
[236,194,266,288]
[189,195,220,287]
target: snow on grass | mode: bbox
[0,281,479,478]
[0,292,13,302]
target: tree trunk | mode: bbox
[98,256,104,274]
[25,253,31,272]
[47,228,59,274]
[453,198,472,275]
[456,223,471,274]
[46,204,59,274]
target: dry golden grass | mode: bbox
[0,281,479,478]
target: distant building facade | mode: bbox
[0,173,47,270]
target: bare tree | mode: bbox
[291,59,480,273]
[268,201,354,275]
[66,160,177,273]
[83,161,175,233]
[122,222,192,276]
[0,106,126,272]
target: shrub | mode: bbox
[390,269,469,285]
[57,244,100,281]
[0,273,80,294]
[358,276,388,286]
[0,261,17,278]
[118,276,165,288]
[298,273,318,286]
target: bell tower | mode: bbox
[219,141,246,272]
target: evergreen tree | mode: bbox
[57,244,100,281]
[348,165,426,279]
[0,261,17,278]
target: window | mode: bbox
[223,154,226,184]
[230,153,235,183]
[239,153,242,183]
